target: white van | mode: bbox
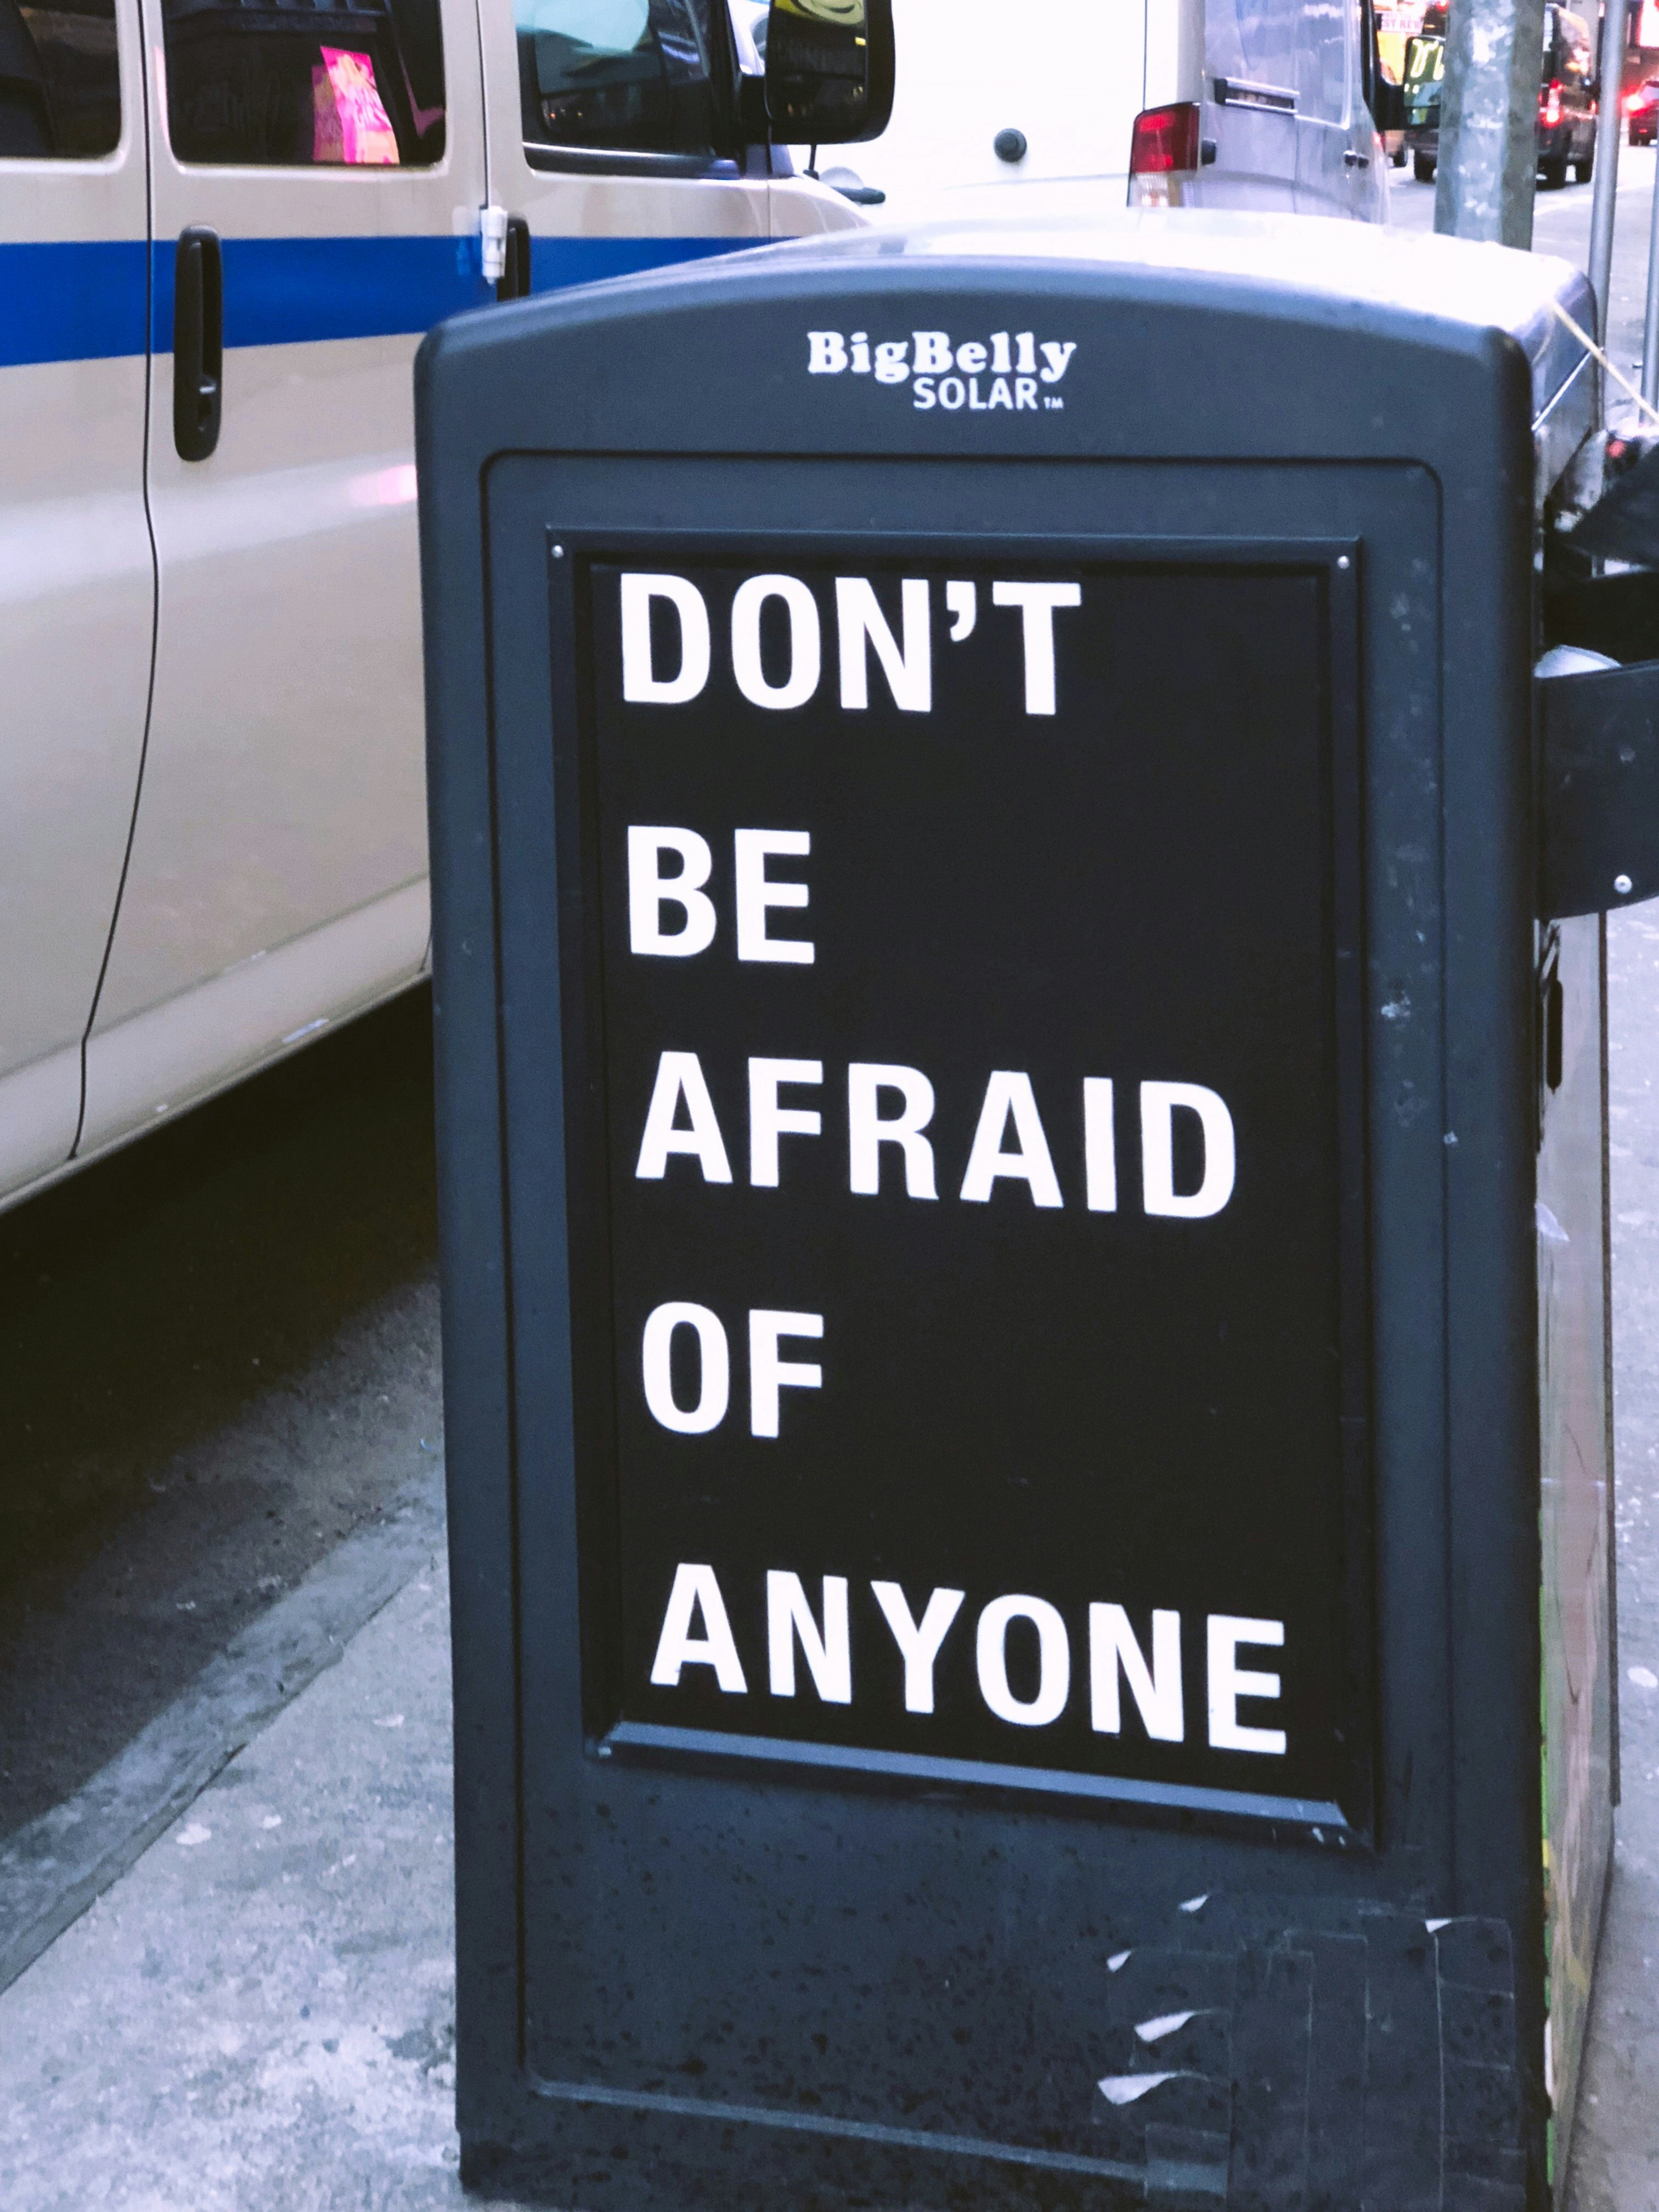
[0,0,871,1207]
[824,0,1395,224]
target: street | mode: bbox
[7,161,1659,2210]
[0,992,443,1842]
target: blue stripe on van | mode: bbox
[150,230,747,349]
[524,232,747,295]
[150,230,494,350]
[0,240,149,368]
[3,231,753,368]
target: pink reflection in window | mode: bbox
[312,47,400,165]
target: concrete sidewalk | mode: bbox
[1571,907,1659,2212]
[0,1554,522,2212]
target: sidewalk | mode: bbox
[1571,906,1659,2212]
[0,1555,518,2212]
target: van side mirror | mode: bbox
[764,0,895,144]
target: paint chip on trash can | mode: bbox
[1098,2072,1178,2105]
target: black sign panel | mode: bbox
[556,544,1366,1829]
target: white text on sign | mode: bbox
[633,1058,1235,1217]
[613,564,1287,1771]
[646,1565,1287,1757]
[620,573,1081,716]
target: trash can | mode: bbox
[417,213,1634,2209]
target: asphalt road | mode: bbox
[0,990,443,1841]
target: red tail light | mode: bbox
[1129,101,1203,175]
[1541,79,1562,126]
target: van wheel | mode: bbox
[1575,147,1594,183]
[1413,152,1436,182]
[1392,142,1407,167]
[1540,153,1570,188]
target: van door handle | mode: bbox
[173,226,223,462]
[498,215,532,303]
[1343,148,1372,167]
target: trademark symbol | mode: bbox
[1043,395,1064,410]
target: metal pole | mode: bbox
[1588,0,1630,348]
[1435,0,1548,244]
[1644,97,1659,405]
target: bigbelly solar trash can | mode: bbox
[416,214,1647,2208]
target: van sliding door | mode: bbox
[82,0,489,1151]
[0,0,153,1192]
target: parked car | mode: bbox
[1404,1,1596,187]
[0,0,879,1210]
[1628,75,1659,144]
[800,0,1401,227]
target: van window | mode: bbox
[1206,0,1349,124]
[1207,0,1295,102]
[1296,0,1348,121]
[161,0,445,166]
[0,0,120,158]
[517,0,718,155]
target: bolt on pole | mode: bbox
[1435,0,1548,245]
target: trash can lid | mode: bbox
[773,210,1594,430]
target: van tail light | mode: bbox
[1541,80,1563,126]
[1129,101,1203,205]
[1130,101,1202,173]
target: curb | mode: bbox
[0,1458,445,1995]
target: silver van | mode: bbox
[825,0,1398,223]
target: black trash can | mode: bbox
[417,213,1632,2209]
